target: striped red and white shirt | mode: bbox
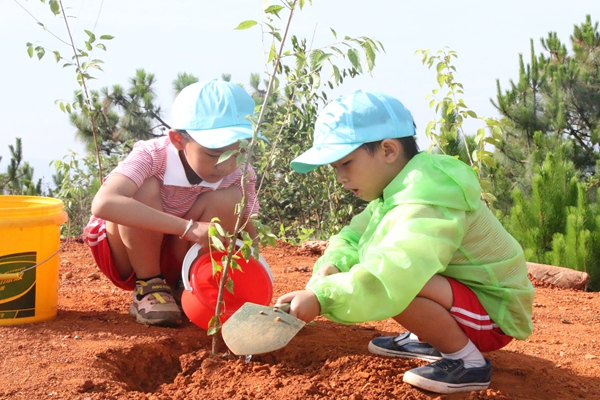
[100,136,259,218]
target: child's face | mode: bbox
[182,139,242,183]
[330,142,404,201]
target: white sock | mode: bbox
[408,332,420,341]
[440,339,486,368]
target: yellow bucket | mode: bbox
[0,195,68,325]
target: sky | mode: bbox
[1,0,597,189]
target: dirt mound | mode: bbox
[1,240,599,399]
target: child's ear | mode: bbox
[169,129,185,150]
[381,139,402,162]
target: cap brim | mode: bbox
[187,126,262,149]
[290,143,362,173]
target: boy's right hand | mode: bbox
[314,264,340,277]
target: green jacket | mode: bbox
[307,152,534,340]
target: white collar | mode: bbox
[164,143,223,189]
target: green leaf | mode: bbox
[437,74,446,87]
[295,52,307,70]
[214,223,226,237]
[330,28,337,39]
[347,48,361,71]
[330,46,344,56]
[231,259,243,272]
[36,47,45,60]
[217,150,236,164]
[234,20,258,30]
[49,0,60,15]
[206,316,219,335]
[99,35,114,40]
[271,31,282,42]
[210,236,225,251]
[310,72,321,95]
[206,326,218,336]
[211,258,222,274]
[240,244,251,260]
[309,50,332,71]
[363,40,376,73]
[264,5,284,17]
[27,44,34,58]
[332,64,341,85]
[226,277,234,294]
[96,43,106,51]
[466,110,478,118]
[268,42,276,63]
[53,51,60,62]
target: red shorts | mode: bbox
[83,216,181,291]
[447,277,513,352]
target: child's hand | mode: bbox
[185,220,230,250]
[314,264,340,277]
[276,290,320,323]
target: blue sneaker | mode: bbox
[368,331,442,361]
[403,358,492,394]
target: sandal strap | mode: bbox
[135,280,172,297]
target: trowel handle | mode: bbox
[274,302,291,313]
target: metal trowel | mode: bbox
[221,302,305,355]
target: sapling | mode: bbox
[24,0,114,181]
[416,47,503,205]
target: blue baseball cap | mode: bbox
[171,79,258,149]
[290,90,416,173]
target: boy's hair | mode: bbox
[360,124,420,159]
[175,129,191,139]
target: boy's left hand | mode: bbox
[276,290,320,323]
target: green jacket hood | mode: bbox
[383,152,481,212]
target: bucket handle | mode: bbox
[181,239,273,293]
[0,220,70,281]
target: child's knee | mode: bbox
[416,275,454,310]
[187,186,242,221]
[133,177,163,209]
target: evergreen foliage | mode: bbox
[501,135,600,290]
[492,14,600,206]
[0,138,44,195]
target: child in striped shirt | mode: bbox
[84,79,260,327]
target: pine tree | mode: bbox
[493,15,600,178]
[503,138,600,290]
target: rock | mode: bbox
[300,240,328,255]
[527,262,589,290]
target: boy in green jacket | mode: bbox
[277,90,534,394]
